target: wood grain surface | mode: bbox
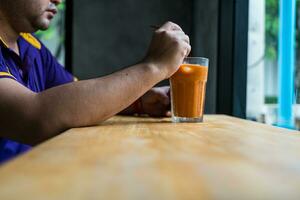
[0,115,299,200]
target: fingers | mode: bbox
[155,22,191,56]
[183,42,191,57]
[154,87,172,117]
[182,34,190,45]
[157,22,189,44]
[156,87,170,104]
[156,30,190,57]
[165,111,171,117]
[146,21,192,79]
[159,86,170,94]
[155,89,170,105]
[169,31,190,44]
[143,87,172,117]
[159,21,183,31]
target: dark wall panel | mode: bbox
[73,0,193,78]
[192,0,219,113]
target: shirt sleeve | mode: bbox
[0,60,16,80]
[40,44,76,89]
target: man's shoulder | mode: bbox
[19,33,42,50]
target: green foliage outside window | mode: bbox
[261,0,300,104]
[265,0,300,60]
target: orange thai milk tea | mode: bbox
[170,63,208,118]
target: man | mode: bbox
[0,0,190,163]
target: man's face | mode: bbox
[1,0,60,32]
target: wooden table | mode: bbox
[0,115,299,200]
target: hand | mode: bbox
[143,21,191,79]
[140,86,171,117]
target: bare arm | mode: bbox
[0,22,190,145]
[0,62,160,145]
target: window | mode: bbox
[247,0,300,129]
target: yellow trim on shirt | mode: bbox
[0,37,9,48]
[0,72,16,80]
[20,33,41,50]
[0,33,41,49]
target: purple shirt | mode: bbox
[0,33,74,163]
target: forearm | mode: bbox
[37,62,162,137]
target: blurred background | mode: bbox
[247,0,300,129]
[37,0,300,131]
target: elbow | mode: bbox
[27,99,116,145]
[27,115,69,146]
[27,111,113,145]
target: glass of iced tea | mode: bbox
[170,57,209,123]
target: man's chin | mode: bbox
[38,25,50,31]
[38,21,51,31]
[33,19,51,31]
